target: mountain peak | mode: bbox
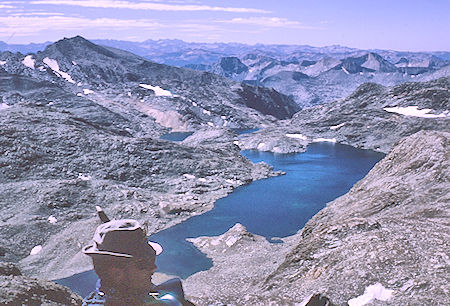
[42,36,118,59]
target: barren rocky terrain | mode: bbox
[0,37,448,305]
[0,262,82,305]
[238,77,450,154]
[184,130,450,305]
[0,37,296,281]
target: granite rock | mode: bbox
[0,263,82,305]
[184,131,449,305]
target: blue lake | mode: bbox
[56,142,384,297]
[159,129,259,142]
[159,132,194,142]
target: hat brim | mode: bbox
[149,241,163,256]
[82,241,163,257]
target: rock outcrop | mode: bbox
[239,77,450,153]
[0,36,299,131]
[0,262,82,305]
[184,223,296,305]
[184,130,449,305]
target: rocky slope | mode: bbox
[0,37,301,280]
[238,77,450,154]
[0,262,82,305]
[0,36,299,132]
[184,130,449,305]
[0,86,278,281]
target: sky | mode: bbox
[0,0,449,51]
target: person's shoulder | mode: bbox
[82,291,105,305]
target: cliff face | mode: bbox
[185,130,449,305]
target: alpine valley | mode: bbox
[0,36,449,305]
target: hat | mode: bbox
[82,219,163,259]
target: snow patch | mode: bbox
[342,67,350,74]
[257,143,267,150]
[202,109,211,115]
[72,61,77,65]
[286,133,307,140]
[48,216,57,224]
[30,245,42,255]
[0,60,6,65]
[139,84,173,96]
[77,93,83,97]
[192,102,198,107]
[221,115,227,119]
[183,174,196,180]
[313,138,337,143]
[78,173,91,181]
[0,103,10,111]
[330,123,345,130]
[38,66,46,71]
[384,106,448,118]
[127,92,132,97]
[361,53,381,71]
[77,82,82,87]
[348,283,394,306]
[207,122,214,127]
[22,55,35,69]
[233,140,239,146]
[43,57,76,84]
[225,236,239,247]
[83,89,94,95]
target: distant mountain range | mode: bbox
[3,38,449,65]
[0,36,298,134]
[187,52,449,107]
[2,38,449,107]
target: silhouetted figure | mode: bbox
[82,218,192,305]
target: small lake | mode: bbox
[159,129,259,142]
[56,142,384,297]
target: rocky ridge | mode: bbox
[184,130,450,305]
[4,38,448,109]
[238,77,450,154]
[0,36,299,133]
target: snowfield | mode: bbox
[384,106,449,118]
[139,84,173,96]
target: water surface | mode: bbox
[57,143,384,296]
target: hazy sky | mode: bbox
[1,0,449,51]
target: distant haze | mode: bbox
[0,0,449,52]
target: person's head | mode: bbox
[82,219,163,293]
